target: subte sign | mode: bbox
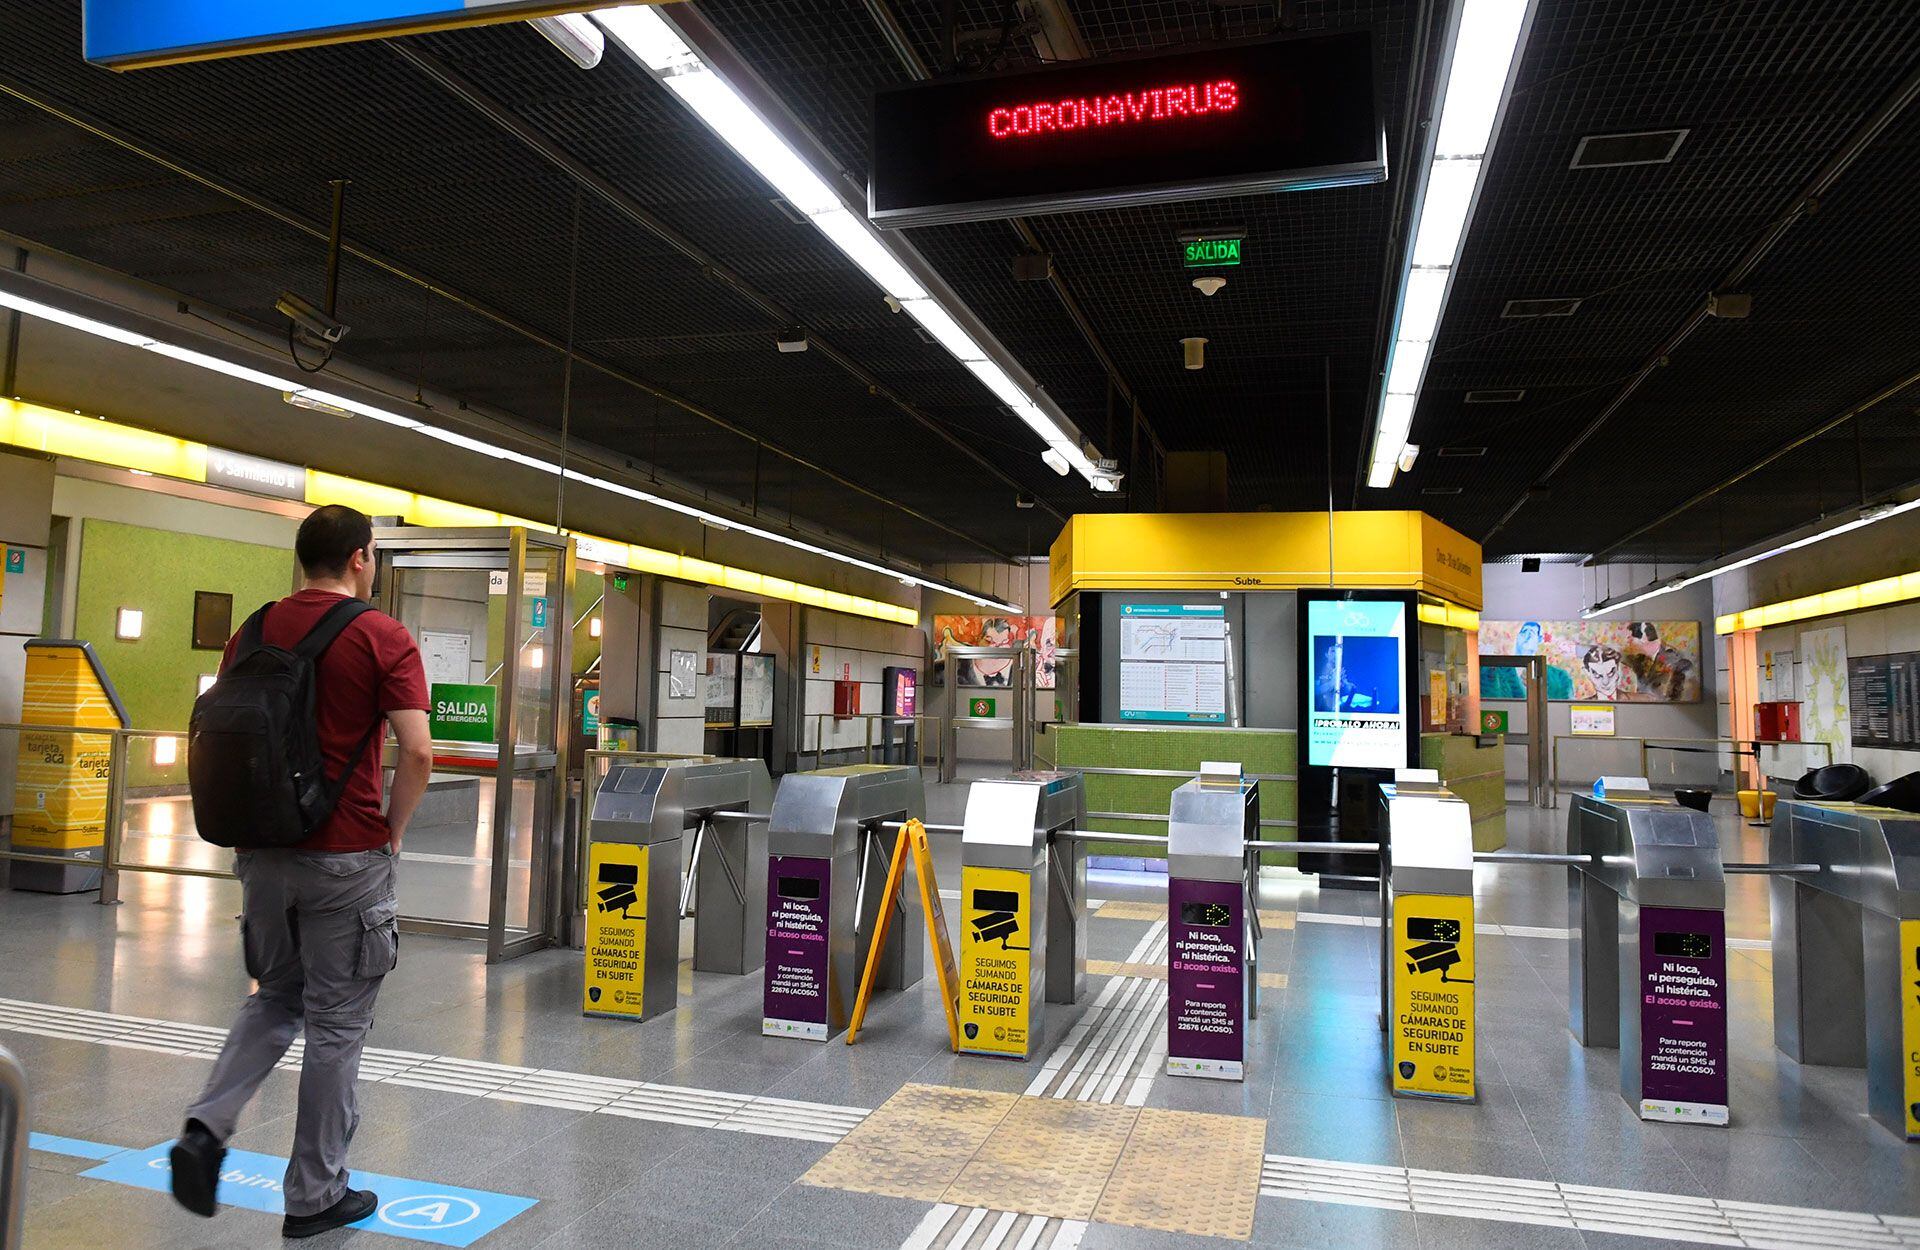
[870,31,1384,226]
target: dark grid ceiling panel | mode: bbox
[698,0,1420,513]
[0,0,1100,560]
[1387,0,1920,555]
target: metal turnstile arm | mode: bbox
[680,820,707,920]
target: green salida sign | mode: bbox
[1182,237,1242,268]
[431,683,497,743]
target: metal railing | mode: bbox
[0,1042,26,1250]
[1548,734,1834,807]
[796,712,944,772]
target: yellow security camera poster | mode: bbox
[1392,893,1475,1099]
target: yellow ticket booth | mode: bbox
[12,639,128,893]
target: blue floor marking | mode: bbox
[28,1132,128,1161]
[73,1139,537,1247]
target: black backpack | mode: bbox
[188,597,378,849]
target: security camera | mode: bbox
[275,292,349,346]
[1192,276,1227,297]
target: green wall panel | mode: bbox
[1056,724,1298,864]
[76,518,292,788]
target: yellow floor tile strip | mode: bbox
[1094,900,1295,930]
[945,1097,1140,1220]
[1085,958,1286,990]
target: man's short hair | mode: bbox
[295,505,374,578]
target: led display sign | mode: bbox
[870,31,1384,226]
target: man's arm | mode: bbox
[384,708,433,853]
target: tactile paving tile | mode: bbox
[945,1096,1141,1219]
[1095,900,1165,921]
[799,1083,1016,1201]
[1086,959,1288,990]
[1096,900,1295,931]
[1096,1107,1266,1240]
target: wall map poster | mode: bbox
[1638,906,1729,1126]
[763,855,833,1040]
[1166,876,1245,1080]
[1118,603,1228,724]
[1801,626,1852,765]
[1849,652,1920,749]
[1480,620,1701,703]
[583,842,647,1020]
[1391,893,1475,1100]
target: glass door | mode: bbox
[378,527,572,961]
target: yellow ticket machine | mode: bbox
[12,640,128,893]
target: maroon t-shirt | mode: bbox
[223,589,429,853]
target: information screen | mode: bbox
[1304,596,1411,769]
[1653,931,1713,960]
[870,31,1384,225]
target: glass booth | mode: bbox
[376,527,574,962]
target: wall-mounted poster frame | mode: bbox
[191,590,233,651]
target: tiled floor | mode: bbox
[3,791,1917,1249]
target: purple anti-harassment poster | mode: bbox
[1638,905,1729,1125]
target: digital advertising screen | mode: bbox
[1304,595,1412,769]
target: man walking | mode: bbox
[171,504,434,1238]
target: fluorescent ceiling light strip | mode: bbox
[967,359,1029,410]
[904,299,988,362]
[1385,338,1433,396]
[1367,0,1531,489]
[1408,158,1482,268]
[0,288,1014,612]
[661,71,843,216]
[593,4,1099,486]
[812,209,927,301]
[1433,0,1531,158]
[1584,498,1920,617]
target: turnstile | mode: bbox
[1770,799,1920,1141]
[582,757,773,1021]
[1568,793,1729,1125]
[1165,769,1258,1080]
[955,770,1088,1060]
[1378,780,1476,1101]
[763,765,926,1041]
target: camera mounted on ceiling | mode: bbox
[280,179,352,373]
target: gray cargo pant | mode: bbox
[186,847,399,1216]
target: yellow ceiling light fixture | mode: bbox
[0,398,923,629]
[1716,570,1920,635]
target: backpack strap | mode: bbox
[297,598,387,812]
[294,597,376,661]
[229,603,273,668]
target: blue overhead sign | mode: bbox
[84,1,612,69]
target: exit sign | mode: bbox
[1183,238,1242,268]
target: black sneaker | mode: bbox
[283,1188,377,1240]
[168,1120,224,1218]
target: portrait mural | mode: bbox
[1480,620,1701,703]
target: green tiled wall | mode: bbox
[1052,725,1297,864]
[1421,731,1507,851]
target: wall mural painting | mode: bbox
[1480,620,1702,704]
[933,615,1057,689]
